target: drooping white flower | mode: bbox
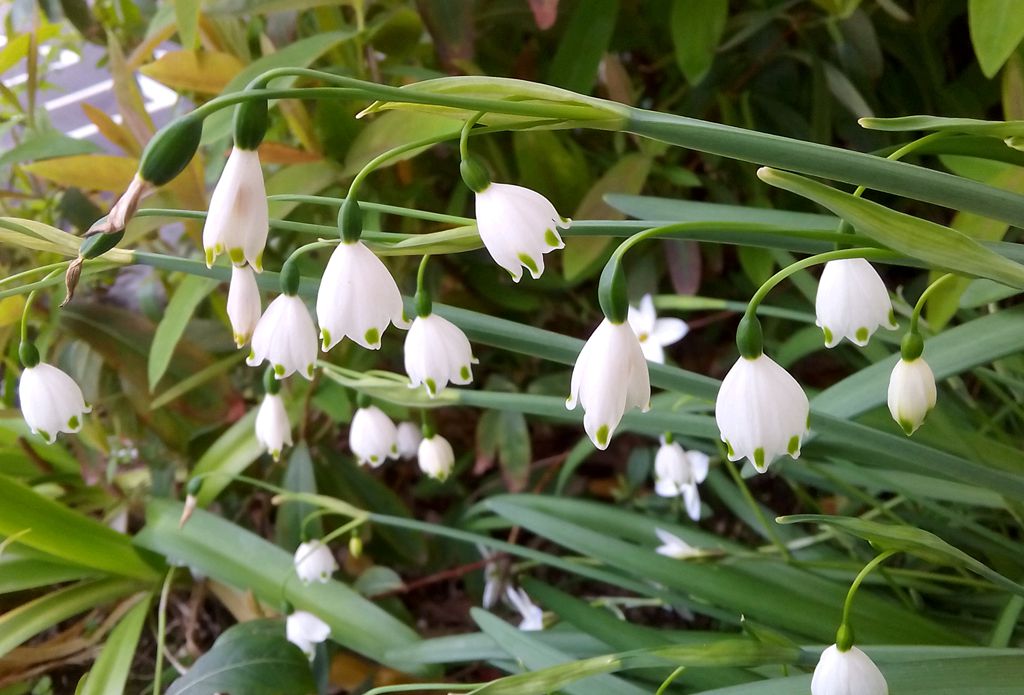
[286,610,331,660]
[815,259,897,348]
[418,433,455,481]
[395,421,422,459]
[654,528,702,560]
[404,313,477,397]
[316,241,407,352]
[505,586,544,631]
[653,438,710,522]
[293,540,338,584]
[566,319,650,450]
[227,265,262,347]
[255,393,292,461]
[715,354,809,473]
[479,547,503,609]
[247,294,318,380]
[19,363,91,443]
[349,405,399,467]
[887,357,936,436]
[203,147,269,270]
[475,182,570,282]
[627,294,689,363]
[811,645,888,695]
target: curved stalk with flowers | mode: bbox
[4,5,1024,694]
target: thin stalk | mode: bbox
[460,111,485,160]
[153,567,176,695]
[0,260,70,288]
[19,268,64,344]
[837,550,897,648]
[363,685,482,695]
[910,272,957,333]
[655,666,687,695]
[719,445,792,561]
[266,195,474,225]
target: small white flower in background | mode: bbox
[811,644,888,695]
[653,437,710,522]
[293,540,338,584]
[474,182,570,282]
[418,433,455,481]
[505,586,544,631]
[19,363,91,443]
[316,241,407,352]
[395,421,423,459]
[255,393,292,461]
[247,294,318,380]
[715,354,808,473]
[349,405,399,467]
[887,357,936,436]
[654,528,703,560]
[627,294,689,363]
[566,319,650,450]
[815,259,897,348]
[203,147,269,270]
[285,610,331,660]
[227,265,262,347]
[404,313,477,397]
[479,547,503,609]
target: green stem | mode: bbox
[19,268,64,345]
[837,550,897,650]
[319,517,367,546]
[909,272,957,334]
[460,111,485,161]
[415,254,432,317]
[720,447,791,561]
[153,567,176,694]
[363,685,482,695]
[655,666,687,695]
[0,260,70,289]
[266,194,474,225]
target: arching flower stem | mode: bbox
[908,272,957,335]
[836,549,898,651]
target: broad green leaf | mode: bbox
[547,0,619,94]
[148,274,218,391]
[174,0,201,50]
[274,442,320,550]
[190,408,262,506]
[0,132,101,170]
[0,579,141,657]
[476,409,532,492]
[342,110,462,178]
[0,474,159,580]
[513,129,590,214]
[0,552,96,594]
[757,167,1024,288]
[670,0,729,85]
[166,619,315,695]
[79,594,152,695]
[778,515,1024,598]
[134,499,427,673]
[969,0,1024,78]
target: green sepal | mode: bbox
[233,98,268,151]
[414,289,432,318]
[263,367,281,395]
[421,420,436,439]
[79,229,125,260]
[835,623,854,652]
[460,156,491,193]
[736,314,764,359]
[139,115,204,186]
[356,391,371,409]
[339,197,363,243]
[597,257,628,324]
[18,341,39,368]
[901,331,924,360]
[279,257,301,296]
[186,477,203,496]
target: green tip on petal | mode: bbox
[855,327,869,343]
[38,429,52,443]
[228,247,245,265]
[596,425,609,448]
[364,327,380,347]
[888,308,896,326]
[459,365,471,381]
[274,364,285,376]
[725,439,734,458]
[425,378,437,396]
[787,435,800,456]
[320,329,332,351]
[753,447,766,471]
[390,444,398,454]
[370,455,378,463]
[306,364,315,378]
[254,250,264,273]
[899,417,916,436]
[544,229,559,247]
[822,326,833,345]
[517,252,539,276]
[205,248,215,267]
[67,415,80,430]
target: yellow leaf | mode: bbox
[23,155,138,192]
[140,50,245,95]
[0,297,25,327]
[81,103,141,156]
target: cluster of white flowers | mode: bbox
[653,436,709,521]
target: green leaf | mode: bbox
[0,552,96,594]
[342,110,462,178]
[547,0,619,94]
[513,130,591,213]
[969,0,1024,78]
[670,0,729,84]
[756,167,1024,288]
[274,443,320,550]
[79,594,152,695]
[190,408,263,506]
[0,579,141,657]
[0,131,101,170]
[477,409,532,492]
[166,619,315,695]
[604,193,838,231]
[148,275,218,391]
[174,0,201,50]
[0,474,159,581]
[778,515,1024,598]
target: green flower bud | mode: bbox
[19,342,40,368]
[233,98,268,151]
[139,116,204,186]
[339,197,363,244]
[460,156,491,194]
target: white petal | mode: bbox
[652,317,689,347]
[403,314,474,397]
[286,611,331,659]
[418,434,455,480]
[811,645,888,695]
[249,295,318,379]
[227,265,262,347]
[255,393,292,460]
[815,259,895,348]
[19,363,91,441]
[887,358,936,435]
[475,183,567,281]
[395,421,422,459]
[349,406,399,467]
[683,485,701,521]
[687,450,710,484]
[203,148,268,270]
[293,540,338,584]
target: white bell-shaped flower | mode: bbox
[811,645,888,695]
[479,547,503,609]
[653,438,709,522]
[418,433,455,481]
[887,357,936,435]
[286,610,331,660]
[293,540,338,584]
[227,265,262,347]
[566,319,650,450]
[19,363,91,443]
[247,294,318,380]
[475,182,570,282]
[505,586,544,631]
[255,393,292,461]
[349,405,399,467]
[203,147,269,270]
[627,294,689,363]
[815,259,897,348]
[395,421,422,459]
[316,241,407,351]
[404,313,477,397]
[715,354,809,473]
[654,528,702,560]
